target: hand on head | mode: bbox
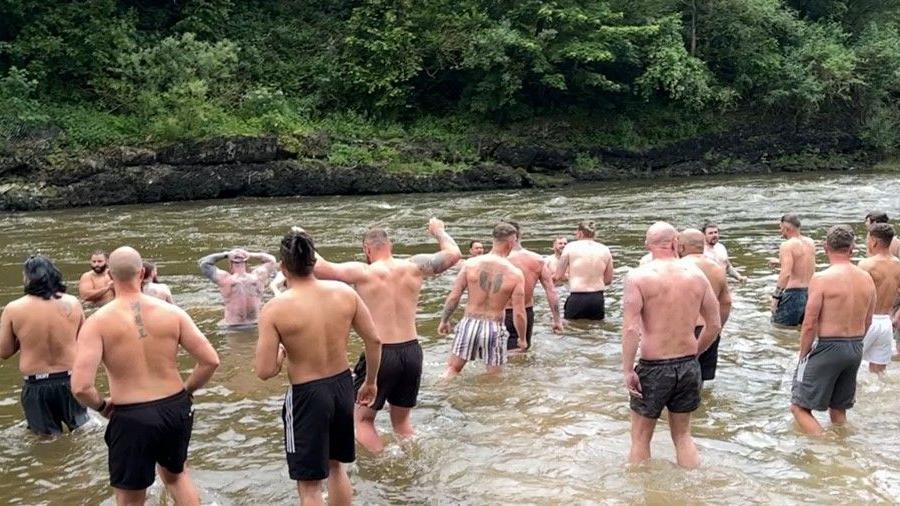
[228,249,250,263]
[427,217,446,237]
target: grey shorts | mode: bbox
[791,338,863,411]
[629,355,701,419]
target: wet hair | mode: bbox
[781,213,801,228]
[91,250,108,259]
[702,221,718,233]
[142,261,158,284]
[825,225,854,253]
[23,255,66,300]
[868,223,895,247]
[492,222,517,241]
[281,230,317,277]
[363,228,390,247]
[865,211,889,224]
[577,220,596,238]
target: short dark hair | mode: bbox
[868,223,895,247]
[577,220,596,238]
[469,240,483,249]
[363,228,390,247]
[781,213,801,228]
[91,250,108,259]
[865,211,889,224]
[142,261,158,284]
[24,255,66,300]
[702,221,718,233]
[825,225,854,253]
[505,220,521,238]
[492,222,517,241]
[281,230,317,277]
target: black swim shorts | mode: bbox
[353,340,422,411]
[21,371,88,435]
[772,288,807,327]
[564,291,605,320]
[106,390,193,490]
[505,306,535,350]
[693,326,721,381]
[791,338,863,411]
[629,355,701,419]
[284,370,355,481]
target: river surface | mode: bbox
[0,172,898,505]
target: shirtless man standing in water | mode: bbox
[311,218,460,453]
[622,222,721,469]
[1,255,88,435]
[504,221,563,350]
[790,226,875,436]
[771,214,816,327]
[440,223,526,377]
[545,236,568,284]
[679,229,732,383]
[255,229,382,505]
[199,248,277,326]
[858,224,900,374]
[702,222,747,283]
[73,247,220,505]
[142,262,174,303]
[78,250,114,307]
[555,221,614,320]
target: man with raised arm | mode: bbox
[790,226,875,436]
[555,221,614,320]
[679,229,732,383]
[503,221,563,351]
[702,222,747,283]
[78,250,114,307]
[1,255,89,435]
[72,246,220,505]
[255,229,382,505]
[198,248,277,327]
[311,218,460,453]
[771,213,816,327]
[858,223,900,374]
[439,223,526,378]
[545,236,568,285]
[622,222,721,469]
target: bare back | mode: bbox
[780,236,816,288]
[681,255,728,326]
[507,248,544,307]
[629,260,715,359]
[464,255,525,320]
[217,270,268,325]
[808,264,876,337]
[561,240,613,292]
[88,295,192,403]
[353,260,423,344]
[858,255,900,314]
[264,280,359,384]
[3,294,83,375]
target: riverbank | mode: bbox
[0,123,877,211]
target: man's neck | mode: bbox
[286,274,317,285]
[828,254,852,265]
[868,247,891,258]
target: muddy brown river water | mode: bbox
[0,172,898,504]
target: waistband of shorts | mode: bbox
[23,370,71,383]
[114,389,189,411]
[382,339,420,349]
[817,336,864,342]
[783,287,807,293]
[461,314,504,324]
[638,354,697,366]
[872,313,891,319]
[570,290,604,295]
[291,369,351,390]
[504,306,535,313]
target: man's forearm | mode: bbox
[252,252,277,264]
[199,252,228,280]
[726,262,742,280]
[362,341,382,385]
[799,328,815,357]
[184,363,217,394]
[74,385,104,411]
[622,331,639,372]
[697,326,720,354]
[441,296,460,323]
[547,288,561,323]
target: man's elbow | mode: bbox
[71,378,92,401]
[204,353,221,369]
[254,363,275,381]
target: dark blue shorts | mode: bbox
[773,288,807,327]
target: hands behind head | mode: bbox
[356,382,377,407]
[427,217,446,237]
[228,249,250,261]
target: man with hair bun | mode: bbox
[0,255,88,435]
[255,229,382,504]
[858,223,900,372]
[771,213,816,327]
[554,220,614,320]
[790,225,875,436]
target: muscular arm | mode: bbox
[313,253,368,285]
[440,265,468,327]
[255,303,283,380]
[199,252,229,284]
[696,280,722,354]
[178,310,220,392]
[777,243,794,289]
[621,275,643,373]
[71,317,105,410]
[538,261,562,328]
[269,271,286,296]
[78,273,112,303]
[0,307,18,359]
[511,276,527,348]
[352,293,382,386]
[251,252,278,281]
[410,228,462,277]
[603,250,614,286]
[799,277,823,358]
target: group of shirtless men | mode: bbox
[1,210,899,505]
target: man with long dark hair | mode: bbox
[0,255,89,435]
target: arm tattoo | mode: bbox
[414,252,455,276]
[441,299,459,322]
[130,302,147,338]
[199,252,227,282]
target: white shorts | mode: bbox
[863,314,893,365]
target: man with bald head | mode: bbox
[73,246,220,504]
[555,221,614,320]
[622,222,721,468]
[858,224,900,373]
[199,248,277,327]
[679,229,732,383]
[790,226,875,436]
[771,213,816,327]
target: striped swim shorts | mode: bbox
[451,316,508,367]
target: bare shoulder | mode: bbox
[319,279,357,296]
